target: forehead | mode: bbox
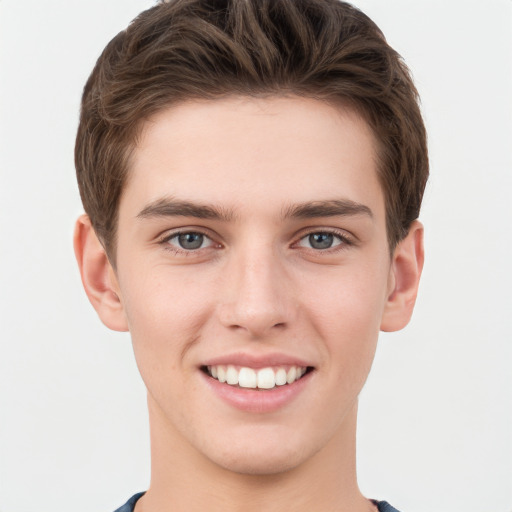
[122,95,385,221]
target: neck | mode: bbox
[136,395,373,512]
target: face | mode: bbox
[113,96,394,475]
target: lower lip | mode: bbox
[201,370,313,413]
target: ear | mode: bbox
[380,220,424,332]
[73,214,129,332]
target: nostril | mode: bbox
[216,297,291,336]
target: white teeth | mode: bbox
[226,365,238,385]
[275,368,287,386]
[238,367,257,388]
[217,366,226,383]
[206,365,308,389]
[257,367,276,389]
[286,366,297,384]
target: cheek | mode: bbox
[118,266,216,370]
[302,264,388,379]
[305,262,388,330]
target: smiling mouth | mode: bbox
[202,365,313,390]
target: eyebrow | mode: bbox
[136,197,373,222]
[137,197,236,222]
[282,199,373,220]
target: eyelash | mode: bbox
[157,228,354,256]
[158,230,218,256]
[294,229,354,253]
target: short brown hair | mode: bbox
[75,0,428,260]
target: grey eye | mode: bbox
[296,231,345,250]
[177,232,205,250]
[308,232,335,249]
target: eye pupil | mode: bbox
[309,232,334,249]
[178,232,204,250]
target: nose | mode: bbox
[217,244,295,338]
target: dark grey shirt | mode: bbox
[114,493,401,511]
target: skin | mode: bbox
[75,96,424,512]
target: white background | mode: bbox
[0,1,511,511]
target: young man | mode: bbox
[74,1,428,511]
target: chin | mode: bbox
[214,450,303,476]
[203,430,315,476]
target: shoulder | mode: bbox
[112,494,399,512]
[113,492,145,512]
[374,501,402,512]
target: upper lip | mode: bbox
[201,352,313,369]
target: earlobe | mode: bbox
[380,220,424,332]
[73,214,129,332]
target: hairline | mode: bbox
[103,92,399,268]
